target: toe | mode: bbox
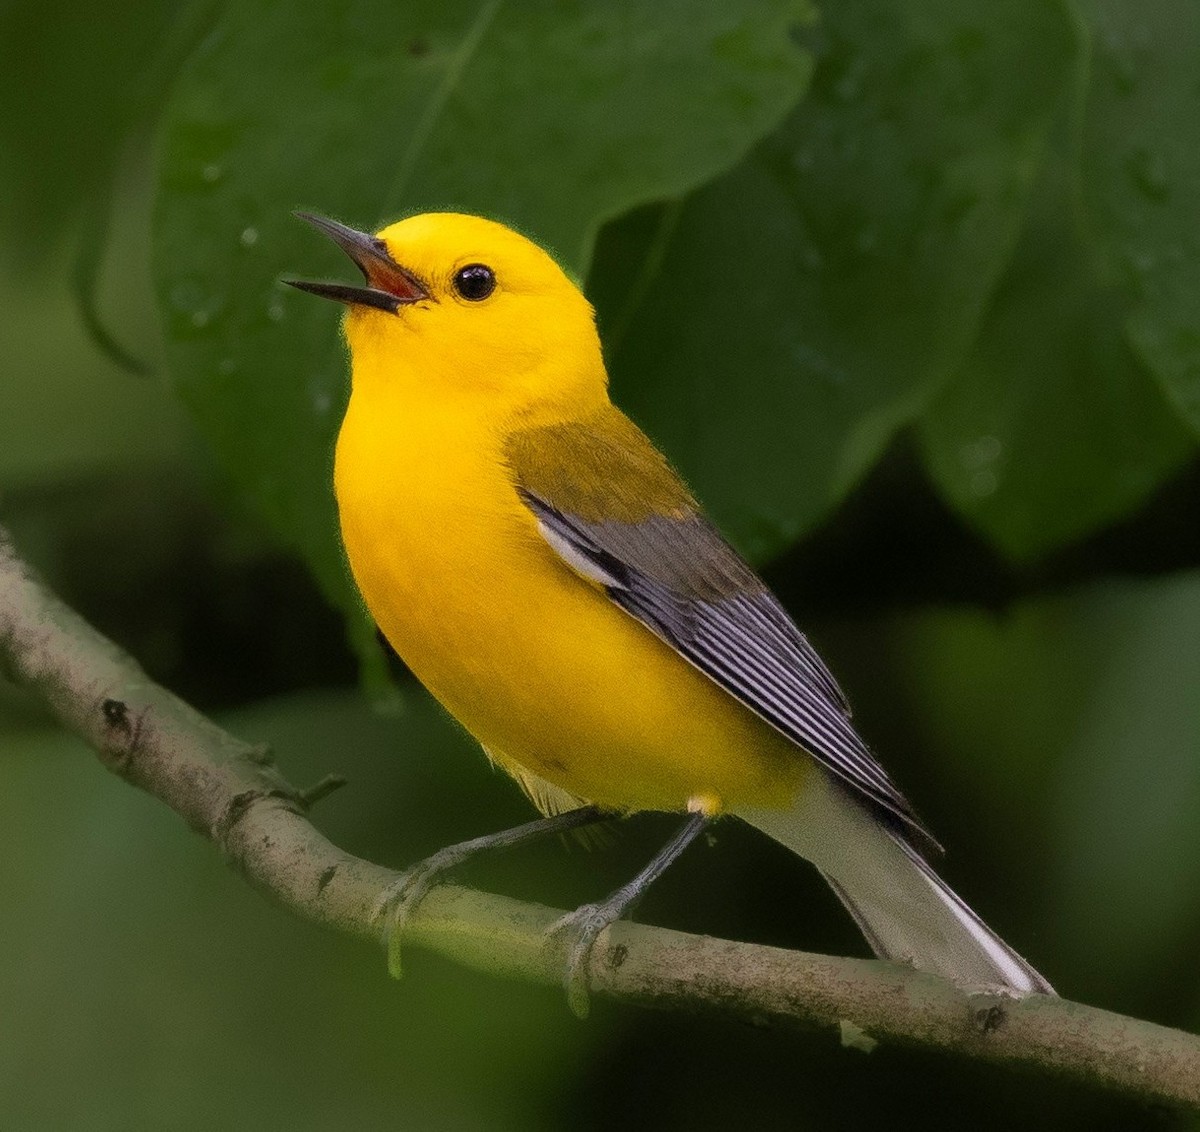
[550,902,623,1019]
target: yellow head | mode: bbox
[290,212,608,420]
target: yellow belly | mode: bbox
[334,394,804,814]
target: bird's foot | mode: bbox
[370,807,611,980]
[372,846,470,978]
[546,811,711,1017]
[548,896,629,1019]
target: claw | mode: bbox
[371,857,448,978]
[371,873,415,979]
[549,900,623,1019]
[367,806,611,982]
[546,812,711,1017]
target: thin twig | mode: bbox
[0,524,1197,1110]
[296,773,349,809]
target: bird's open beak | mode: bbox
[285,211,428,313]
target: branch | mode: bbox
[1,524,1197,1110]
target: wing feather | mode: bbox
[515,479,935,847]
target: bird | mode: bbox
[287,210,1054,1014]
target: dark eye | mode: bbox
[453,263,496,301]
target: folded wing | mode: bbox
[506,412,936,850]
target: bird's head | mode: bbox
[289,211,607,418]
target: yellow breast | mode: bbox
[334,386,802,814]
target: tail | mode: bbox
[739,770,1054,996]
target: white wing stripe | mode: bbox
[523,492,928,839]
[689,630,897,800]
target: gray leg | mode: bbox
[376,805,607,976]
[554,811,710,1018]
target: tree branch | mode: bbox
[1,524,1197,1110]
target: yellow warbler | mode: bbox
[289,211,1053,1012]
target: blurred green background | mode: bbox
[3,0,1200,1127]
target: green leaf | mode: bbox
[890,572,1200,995]
[590,0,1077,561]
[0,0,214,264]
[0,246,190,493]
[1075,0,1200,436]
[152,0,816,644]
[918,104,1194,562]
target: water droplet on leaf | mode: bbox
[168,278,224,337]
[791,342,845,387]
[970,469,998,497]
[960,435,1002,470]
[792,148,815,172]
[307,373,335,415]
[854,226,878,255]
[1129,249,1157,275]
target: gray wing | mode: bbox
[520,489,936,848]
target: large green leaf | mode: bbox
[889,572,1200,1001]
[0,269,191,492]
[1076,0,1200,437]
[0,0,210,262]
[152,0,815,642]
[589,0,1076,561]
[918,104,1194,562]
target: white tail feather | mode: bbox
[739,770,1054,996]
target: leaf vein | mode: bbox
[377,0,503,223]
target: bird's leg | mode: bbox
[375,804,608,977]
[552,810,710,1018]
